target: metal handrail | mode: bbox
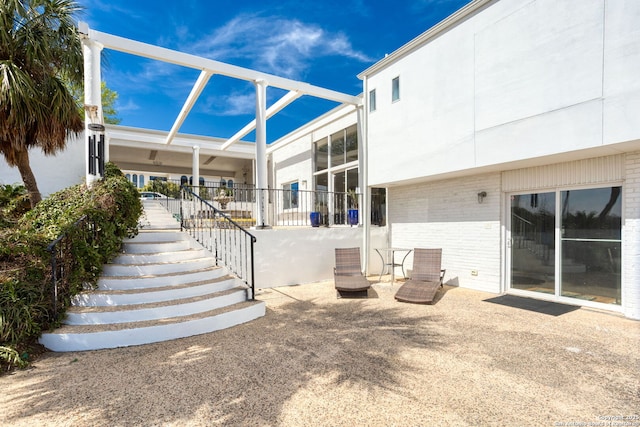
[175,186,258,300]
[46,215,91,317]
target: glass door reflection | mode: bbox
[510,192,556,294]
[560,187,622,304]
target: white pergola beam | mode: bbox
[221,90,303,150]
[166,70,212,145]
[82,25,361,106]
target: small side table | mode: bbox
[375,248,412,283]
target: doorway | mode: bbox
[509,186,622,305]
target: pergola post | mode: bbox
[192,145,200,189]
[255,79,270,228]
[82,37,104,186]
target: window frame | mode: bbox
[369,88,377,112]
[392,76,400,102]
[282,181,299,210]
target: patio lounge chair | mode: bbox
[394,248,445,304]
[334,247,371,297]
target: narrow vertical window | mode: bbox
[369,89,376,112]
[392,76,400,102]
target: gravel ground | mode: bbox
[1,281,638,427]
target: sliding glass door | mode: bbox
[509,186,622,305]
[510,192,556,294]
[560,187,621,304]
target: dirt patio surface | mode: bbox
[1,280,639,426]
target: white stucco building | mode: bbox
[1,0,638,318]
[351,0,639,319]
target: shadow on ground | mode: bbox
[0,287,445,426]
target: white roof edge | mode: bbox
[357,0,494,79]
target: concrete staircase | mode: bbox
[39,200,265,352]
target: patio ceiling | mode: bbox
[106,125,255,178]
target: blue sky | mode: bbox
[75,0,471,143]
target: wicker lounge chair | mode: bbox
[394,248,445,304]
[334,247,371,297]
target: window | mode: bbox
[283,181,299,209]
[313,124,360,226]
[331,130,345,167]
[345,125,358,163]
[392,76,400,102]
[139,175,145,188]
[180,176,188,186]
[369,89,376,112]
[314,138,328,172]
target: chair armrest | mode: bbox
[439,269,446,286]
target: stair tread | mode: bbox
[67,286,246,313]
[49,300,262,334]
[100,265,222,281]
[90,275,233,295]
[113,248,204,257]
[105,256,214,267]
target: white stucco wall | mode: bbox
[0,134,85,197]
[387,173,503,293]
[252,226,386,288]
[365,0,640,187]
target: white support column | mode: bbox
[255,79,270,228]
[82,38,104,186]
[357,104,369,274]
[192,145,200,190]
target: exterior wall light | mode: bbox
[477,191,487,204]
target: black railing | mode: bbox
[169,187,257,300]
[260,188,361,227]
[46,215,94,317]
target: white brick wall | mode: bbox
[389,173,502,293]
[624,152,640,320]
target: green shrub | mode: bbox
[142,179,181,198]
[0,163,142,372]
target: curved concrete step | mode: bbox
[64,287,248,325]
[111,248,208,265]
[123,240,192,254]
[125,230,189,243]
[98,266,226,290]
[39,300,266,352]
[74,275,237,306]
[102,256,216,276]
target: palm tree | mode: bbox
[0,0,84,207]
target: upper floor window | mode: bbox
[369,89,376,112]
[392,76,400,102]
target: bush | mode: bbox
[142,179,181,198]
[0,163,142,372]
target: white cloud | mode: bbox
[201,91,255,117]
[186,14,373,79]
[115,98,140,113]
